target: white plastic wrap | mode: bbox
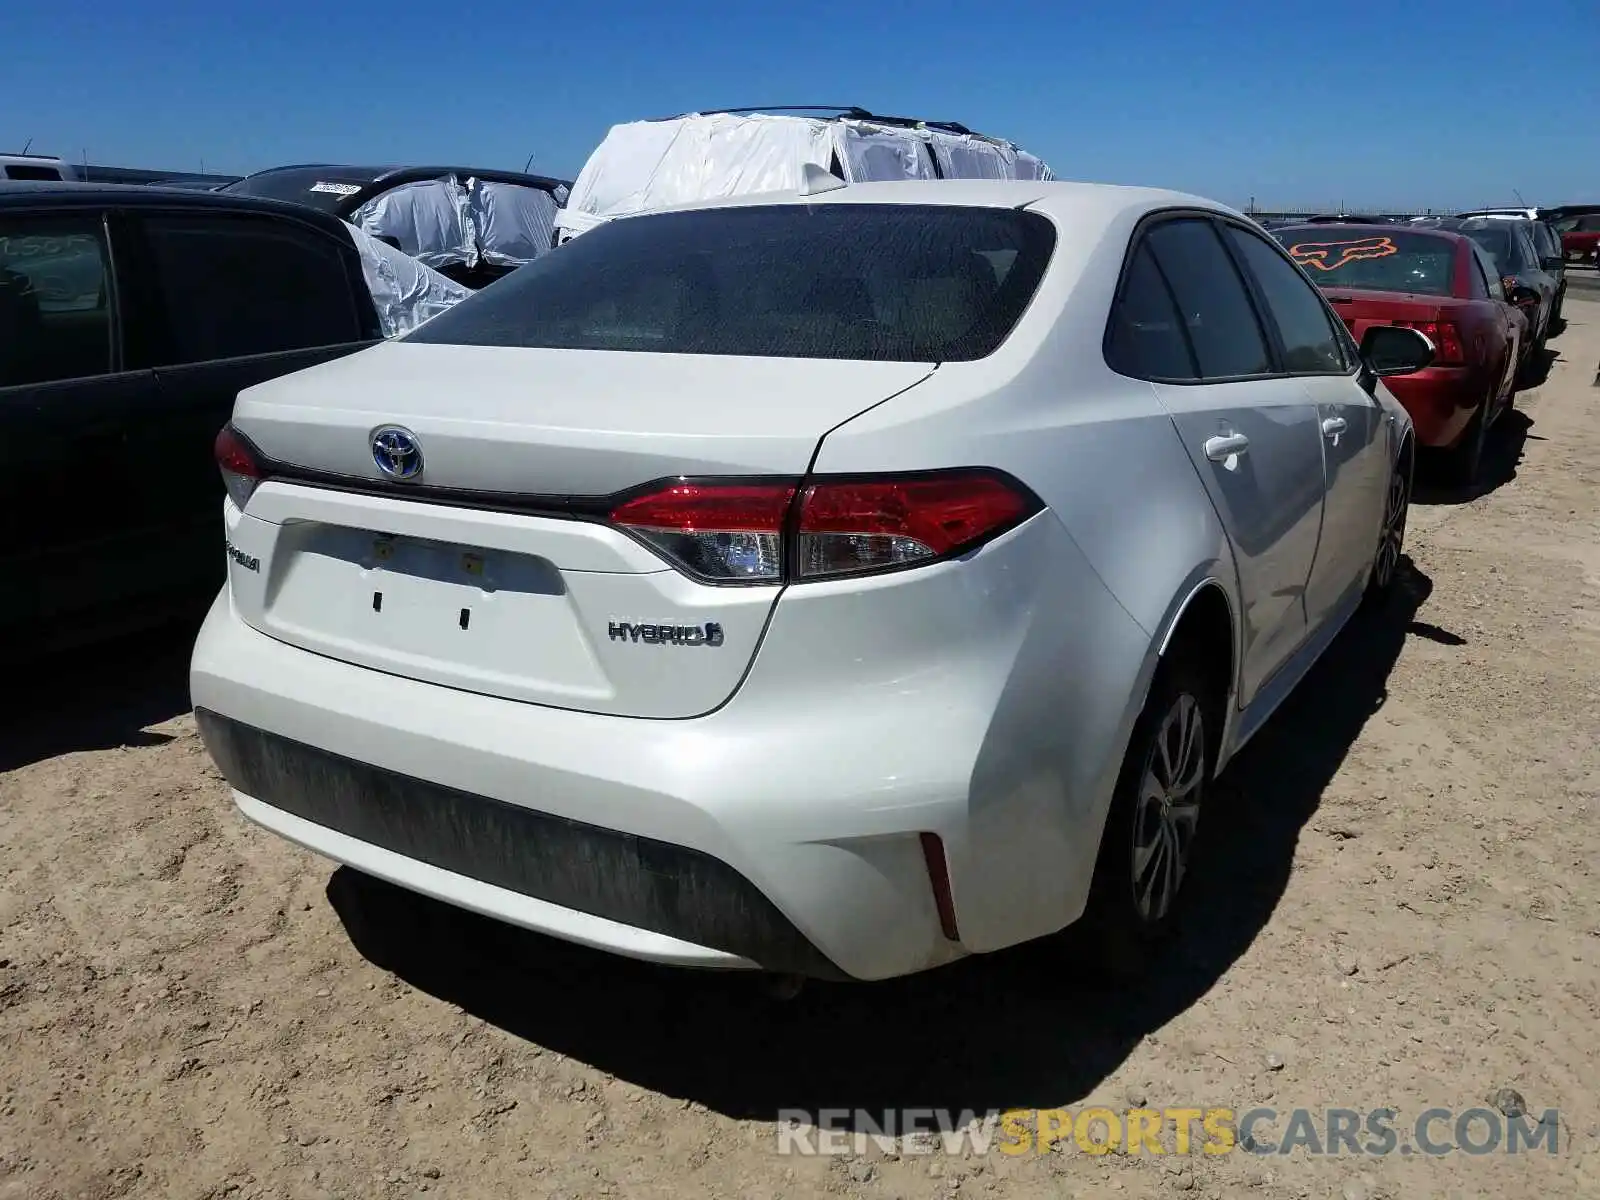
[346,224,472,338]
[349,176,475,269]
[832,120,937,183]
[926,131,1016,180]
[1014,150,1055,181]
[557,113,1057,239]
[468,179,559,265]
[557,113,835,235]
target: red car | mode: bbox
[1272,222,1522,485]
[1559,213,1600,262]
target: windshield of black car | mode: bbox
[1273,227,1457,297]
[405,204,1057,362]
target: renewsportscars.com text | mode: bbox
[776,1106,1561,1157]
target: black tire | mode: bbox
[1082,652,1218,979]
[1443,398,1489,490]
[1365,450,1410,605]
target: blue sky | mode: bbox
[6,0,1598,210]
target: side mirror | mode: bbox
[1540,255,1564,272]
[1360,325,1435,378]
[1507,284,1540,308]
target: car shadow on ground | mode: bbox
[1518,345,1560,389]
[1413,407,1535,506]
[0,616,199,774]
[330,562,1442,1119]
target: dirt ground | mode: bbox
[4,298,1600,1200]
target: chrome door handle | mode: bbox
[1321,416,1348,440]
[1204,433,1250,462]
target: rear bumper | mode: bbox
[199,709,843,976]
[1382,367,1489,447]
[190,513,1154,981]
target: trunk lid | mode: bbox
[1320,286,1464,345]
[225,341,935,718]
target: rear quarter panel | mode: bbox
[808,203,1242,945]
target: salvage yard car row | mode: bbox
[3,110,1594,989]
[1267,211,1570,485]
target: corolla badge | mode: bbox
[371,426,423,480]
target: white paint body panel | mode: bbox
[194,179,1413,980]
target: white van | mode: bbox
[0,154,77,183]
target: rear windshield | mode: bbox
[1273,227,1457,297]
[224,172,372,213]
[1457,226,1513,272]
[406,204,1056,362]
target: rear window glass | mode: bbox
[224,173,371,213]
[1458,226,1513,273]
[406,204,1056,362]
[1273,227,1457,297]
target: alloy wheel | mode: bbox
[1373,467,1408,591]
[1130,693,1205,922]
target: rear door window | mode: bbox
[1225,225,1347,374]
[406,204,1056,362]
[0,215,114,386]
[1105,242,1196,380]
[135,212,363,365]
[1143,218,1273,379]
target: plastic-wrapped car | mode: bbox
[346,225,471,338]
[223,165,572,288]
[555,106,1054,243]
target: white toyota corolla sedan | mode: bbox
[192,177,1429,983]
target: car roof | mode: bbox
[1428,215,1518,232]
[0,179,358,237]
[626,178,1245,225]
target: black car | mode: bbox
[1457,210,1568,322]
[223,164,572,288]
[1423,216,1561,350]
[0,181,385,656]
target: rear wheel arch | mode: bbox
[1079,580,1234,973]
[1157,581,1235,741]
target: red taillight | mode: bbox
[214,424,264,510]
[608,470,1039,585]
[1392,320,1464,365]
[796,474,1035,579]
[608,482,796,582]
